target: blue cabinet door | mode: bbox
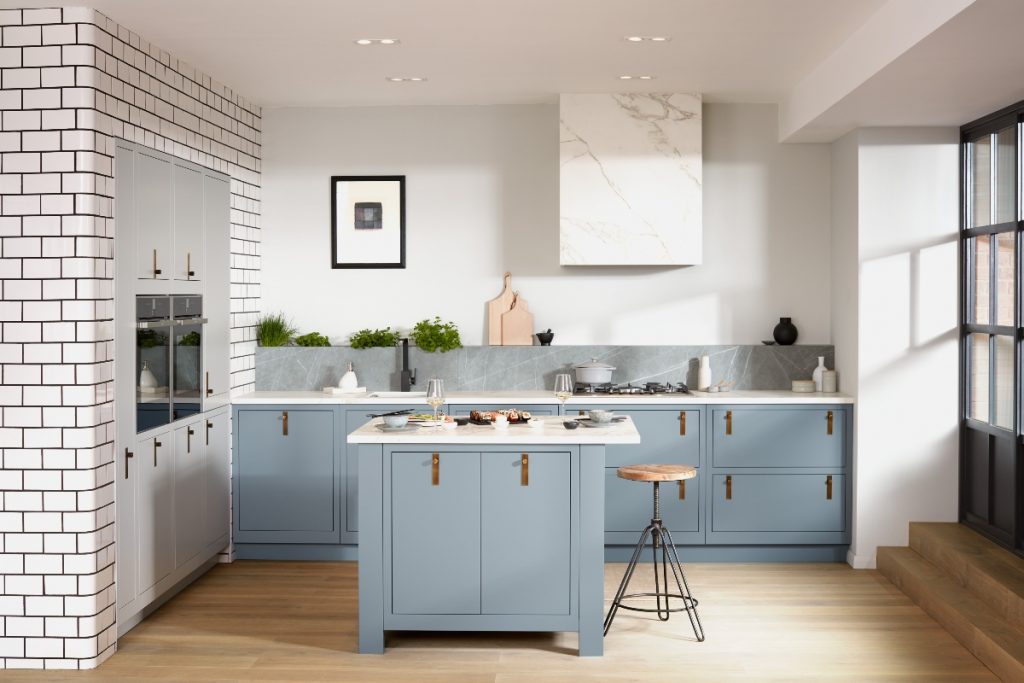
[601,409,700,467]
[345,404,447,537]
[605,466,700,541]
[481,451,571,615]
[711,473,846,533]
[711,407,844,467]
[391,451,481,615]
[235,407,339,543]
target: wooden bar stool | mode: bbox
[604,464,705,642]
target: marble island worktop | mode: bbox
[232,389,854,405]
[349,415,642,444]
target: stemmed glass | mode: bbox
[425,378,445,425]
[554,373,573,413]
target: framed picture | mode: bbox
[330,175,406,269]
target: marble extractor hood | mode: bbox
[559,93,702,266]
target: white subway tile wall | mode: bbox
[0,8,261,669]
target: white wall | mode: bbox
[832,128,960,568]
[261,103,832,345]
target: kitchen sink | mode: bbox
[370,391,427,398]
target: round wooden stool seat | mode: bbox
[617,464,697,482]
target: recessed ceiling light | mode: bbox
[619,75,654,80]
[623,35,670,43]
[638,75,654,80]
[355,38,400,46]
[386,76,427,82]
[626,36,644,42]
[619,75,633,80]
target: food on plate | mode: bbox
[469,409,532,423]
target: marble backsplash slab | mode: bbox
[255,345,835,392]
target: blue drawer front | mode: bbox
[482,451,571,615]
[236,407,338,542]
[711,408,844,467]
[391,451,481,615]
[600,409,699,467]
[711,473,846,532]
[605,467,699,534]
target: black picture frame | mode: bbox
[330,175,406,269]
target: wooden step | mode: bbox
[909,522,1024,632]
[878,546,1024,683]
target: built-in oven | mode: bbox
[135,294,206,433]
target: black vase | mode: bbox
[773,317,798,346]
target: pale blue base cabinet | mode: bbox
[358,443,606,656]
[232,402,852,562]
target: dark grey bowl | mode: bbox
[536,332,554,346]
[563,420,579,430]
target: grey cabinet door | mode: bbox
[138,435,174,594]
[203,409,231,548]
[391,451,481,615]
[235,408,339,543]
[711,408,844,467]
[481,451,571,615]
[173,163,203,282]
[603,409,700,467]
[173,419,205,565]
[135,150,172,280]
[202,174,231,403]
[711,474,846,533]
[605,467,699,537]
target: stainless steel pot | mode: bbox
[572,358,616,385]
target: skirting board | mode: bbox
[117,556,220,638]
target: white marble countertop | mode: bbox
[348,415,642,445]
[232,389,854,406]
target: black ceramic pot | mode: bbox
[773,317,798,346]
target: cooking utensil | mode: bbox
[500,292,534,345]
[365,409,413,418]
[572,358,616,385]
[486,272,515,345]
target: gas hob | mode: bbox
[573,382,690,396]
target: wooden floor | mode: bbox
[5,561,999,682]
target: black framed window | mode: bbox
[960,101,1022,557]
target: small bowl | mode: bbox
[527,418,544,429]
[382,414,409,429]
[454,417,469,426]
[588,410,614,424]
[563,420,579,430]
[493,417,509,429]
[441,420,458,431]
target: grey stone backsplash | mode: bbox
[255,345,835,392]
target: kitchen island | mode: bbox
[349,415,641,656]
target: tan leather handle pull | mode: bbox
[282,411,288,436]
[153,440,161,466]
[125,447,133,480]
[725,410,732,435]
[521,453,529,487]
[432,453,440,486]
[578,410,585,416]
[679,480,686,500]
[725,475,732,500]
[826,475,833,500]
[679,410,686,436]
[827,410,834,435]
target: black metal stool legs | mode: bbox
[604,481,705,641]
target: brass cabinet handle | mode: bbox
[124,447,133,480]
[153,248,161,276]
[432,453,440,486]
[153,440,162,466]
[521,453,529,487]
[187,251,195,278]
[826,475,833,500]
[206,371,213,396]
[679,410,686,436]
[578,410,585,416]
[725,475,732,500]
[679,480,686,500]
[282,411,288,436]
[187,426,195,453]
[827,410,834,435]
[206,420,212,446]
[725,410,732,435]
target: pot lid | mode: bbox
[573,357,616,370]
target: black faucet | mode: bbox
[400,338,417,391]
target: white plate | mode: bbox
[374,424,420,434]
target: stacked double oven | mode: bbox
[135,295,207,432]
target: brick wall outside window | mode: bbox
[0,7,261,669]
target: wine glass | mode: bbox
[425,378,445,424]
[554,373,573,413]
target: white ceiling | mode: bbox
[2,0,1021,140]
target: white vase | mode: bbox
[139,360,157,390]
[812,356,826,392]
[697,355,711,391]
[339,362,358,391]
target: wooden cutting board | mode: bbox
[501,293,534,346]
[486,272,515,345]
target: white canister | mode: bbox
[812,356,826,392]
[822,370,838,393]
[697,355,712,391]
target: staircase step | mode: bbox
[910,522,1024,632]
[878,546,1024,683]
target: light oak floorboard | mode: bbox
[3,561,998,682]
